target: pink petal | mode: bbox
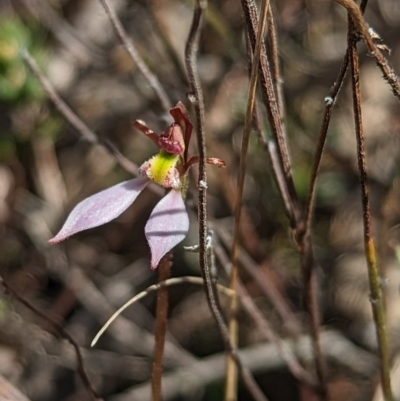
[145,189,189,269]
[49,177,149,243]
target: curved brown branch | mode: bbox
[0,277,102,401]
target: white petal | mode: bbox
[145,190,189,269]
[49,178,149,243]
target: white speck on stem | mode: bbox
[324,96,333,106]
[199,180,208,189]
[183,244,200,253]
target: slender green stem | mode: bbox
[348,16,393,401]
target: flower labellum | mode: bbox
[139,151,181,189]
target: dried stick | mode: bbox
[333,0,400,101]
[304,0,369,257]
[226,1,269,399]
[20,0,103,63]
[301,6,371,360]
[348,15,393,401]
[110,331,377,401]
[241,0,300,227]
[20,49,139,177]
[0,277,102,401]
[244,32,292,221]
[152,254,172,401]
[91,275,233,346]
[265,6,286,136]
[98,0,172,113]
[250,101,294,222]
[214,240,317,389]
[147,3,188,86]
[0,375,32,401]
[185,1,268,401]
[241,1,327,396]
[213,224,302,336]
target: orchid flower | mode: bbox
[49,102,225,269]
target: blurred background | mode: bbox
[1,0,400,400]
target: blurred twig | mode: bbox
[55,264,195,366]
[109,331,378,401]
[214,239,317,389]
[20,49,139,177]
[348,13,393,401]
[0,375,32,401]
[0,276,102,401]
[19,0,104,64]
[213,224,302,336]
[98,0,172,113]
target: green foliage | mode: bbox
[0,16,44,102]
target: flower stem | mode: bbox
[151,254,172,401]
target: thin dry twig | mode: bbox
[299,3,371,394]
[226,1,269,398]
[242,1,327,397]
[49,262,194,366]
[213,224,302,336]
[348,15,393,401]
[265,6,286,137]
[241,0,300,227]
[250,101,294,222]
[0,277,102,401]
[213,239,317,389]
[91,275,233,347]
[0,375,33,401]
[109,331,378,401]
[20,0,104,64]
[98,0,172,113]
[20,49,139,177]
[333,0,400,101]
[185,1,268,400]
[147,3,188,86]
